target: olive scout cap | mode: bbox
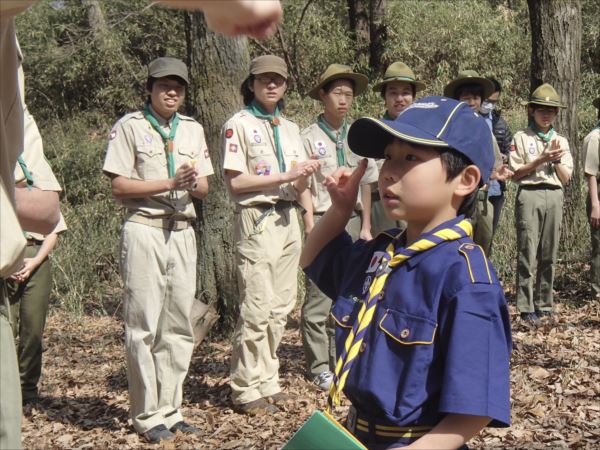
[148,57,189,84]
[250,55,288,79]
[372,61,426,93]
[308,64,368,100]
[521,83,566,108]
[594,96,600,109]
[348,96,494,184]
[443,70,495,100]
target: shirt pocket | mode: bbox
[177,146,196,164]
[330,295,363,352]
[135,144,167,180]
[378,309,437,345]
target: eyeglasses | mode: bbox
[535,107,558,114]
[255,75,286,86]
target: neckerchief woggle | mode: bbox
[326,218,473,413]
[17,156,34,191]
[246,101,286,173]
[317,114,347,167]
[143,104,180,179]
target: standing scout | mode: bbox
[370,61,426,236]
[222,55,319,415]
[300,97,511,450]
[103,57,214,443]
[300,64,378,391]
[582,96,600,297]
[8,106,68,406]
[444,70,512,255]
[509,83,573,323]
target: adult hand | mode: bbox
[324,159,367,216]
[157,0,283,39]
[172,162,198,190]
[541,139,565,164]
[494,164,514,182]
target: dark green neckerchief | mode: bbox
[529,121,555,144]
[246,101,285,173]
[383,111,395,121]
[143,104,180,178]
[17,156,34,191]
[317,114,347,167]
[595,120,600,130]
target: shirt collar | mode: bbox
[148,104,173,128]
[402,215,469,269]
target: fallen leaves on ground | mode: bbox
[22,294,599,449]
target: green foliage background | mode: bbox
[15,0,600,315]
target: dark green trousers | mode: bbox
[587,184,600,296]
[8,244,52,401]
[515,187,563,313]
[1,280,22,449]
[472,191,494,256]
[301,214,360,378]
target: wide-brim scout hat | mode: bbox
[592,96,599,109]
[348,96,494,184]
[308,64,368,100]
[443,70,495,100]
[249,55,288,79]
[372,61,426,93]
[521,83,566,108]
[148,57,189,84]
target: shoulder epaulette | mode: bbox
[119,111,144,123]
[458,242,493,284]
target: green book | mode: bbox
[283,410,367,450]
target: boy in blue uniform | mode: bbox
[300,96,512,449]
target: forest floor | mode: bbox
[21,265,600,449]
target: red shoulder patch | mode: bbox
[225,128,234,139]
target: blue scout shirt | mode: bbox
[305,216,512,430]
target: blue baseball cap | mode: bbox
[347,96,494,183]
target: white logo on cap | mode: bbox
[407,102,439,110]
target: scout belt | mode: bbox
[125,214,193,231]
[250,200,304,227]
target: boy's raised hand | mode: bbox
[324,159,368,214]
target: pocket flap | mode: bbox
[330,296,362,329]
[379,310,437,345]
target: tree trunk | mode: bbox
[527,0,582,243]
[184,12,249,329]
[347,0,370,67]
[369,0,386,74]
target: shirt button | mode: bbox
[342,315,350,323]
[360,342,366,352]
[400,328,410,339]
[378,291,385,300]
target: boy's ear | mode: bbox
[454,165,481,199]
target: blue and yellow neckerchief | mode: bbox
[326,219,473,412]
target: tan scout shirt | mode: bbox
[222,109,305,206]
[301,122,378,213]
[103,108,214,219]
[0,7,35,277]
[583,128,600,178]
[509,128,573,187]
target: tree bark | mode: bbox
[527,0,582,240]
[369,0,386,74]
[184,13,249,328]
[347,0,370,67]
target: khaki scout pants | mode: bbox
[515,187,563,313]
[0,280,22,450]
[8,244,52,401]
[587,183,600,296]
[301,214,361,379]
[472,191,494,256]
[230,205,301,405]
[120,221,196,433]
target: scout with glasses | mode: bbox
[509,83,573,324]
[300,64,377,392]
[222,55,319,415]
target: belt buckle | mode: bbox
[346,405,357,434]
